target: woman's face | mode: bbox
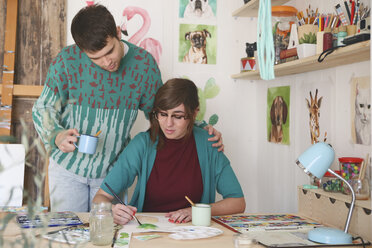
[156,104,191,140]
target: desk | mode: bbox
[1,212,370,248]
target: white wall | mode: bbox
[67,0,371,213]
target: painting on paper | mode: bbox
[179,24,217,64]
[351,76,371,145]
[179,0,217,19]
[267,86,290,145]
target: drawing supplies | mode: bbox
[352,1,360,24]
[335,4,349,26]
[104,182,142,226]
[344,0,352,23]
[351,0,355,24]
[95,130,102,136]
[16,211,83,228]
[213,214,322,233]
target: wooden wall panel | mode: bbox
[41,0,67,81]
[16,0,41,85]
[0,0,66,204]
[0,0,6,88]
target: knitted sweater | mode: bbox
[32,40,162,178]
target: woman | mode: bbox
[93,78,245,224]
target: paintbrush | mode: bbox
[359,153,369,180]
[104,182,142,226]
[111,227,119,248]
[185,196,195,207]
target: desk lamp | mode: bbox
[296,142,355,244]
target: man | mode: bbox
[32,4,223,212]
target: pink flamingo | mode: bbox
[121,6,162,65]
[85,1,94,6]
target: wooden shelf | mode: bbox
[232,40,371,80]
[301,187,371,210]
[232,0,290,17]
[0,84,43,98]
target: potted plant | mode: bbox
[297,24,317,59]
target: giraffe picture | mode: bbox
[306,89,327,144]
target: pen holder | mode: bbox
[316,31,324,54]
[346,25,357,36]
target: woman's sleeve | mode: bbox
[101,133,148,196]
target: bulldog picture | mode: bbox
[183,29,211,64]
[183,0,215,18]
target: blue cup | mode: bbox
[74,134,98,154]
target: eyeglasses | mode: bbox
[153,111,188,122]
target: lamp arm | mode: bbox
[327,169,355,233]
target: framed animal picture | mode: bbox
[267,86,290,145]
[351,76,371,145]
[179,24,217,64]
[179,0,217,19]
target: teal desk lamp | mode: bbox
[296,142,355,244]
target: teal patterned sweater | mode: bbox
[32,40,162,178]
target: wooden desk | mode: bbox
[1,212,370,248]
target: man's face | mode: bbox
[85,35,124,72]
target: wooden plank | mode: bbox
[16,0,41,86]
[0,0,18,136]
[232,0,290,17]
[41,0,67,82]
[231,40,371,80]
[0,0,6,90]
[0,84,43,97]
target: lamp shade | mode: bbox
[296,142,335,179]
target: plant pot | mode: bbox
[297,24,318,44]
[297,44,316,59]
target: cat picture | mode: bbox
[355,83,371,145]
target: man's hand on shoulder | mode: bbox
[204,125,224,152]
[55,129,80,153]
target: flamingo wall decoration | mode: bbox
[121,6,163,65]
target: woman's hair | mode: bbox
[71,4,118,52]
[149,78,199,149]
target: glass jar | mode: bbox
[343,176,370,200]
[337,26,347,46]
[90,202,114,246]
[272,6,298,64]
[320,171,342,192]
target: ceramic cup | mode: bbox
[192,203,211,226]
[74,134,98,154]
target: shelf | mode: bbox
[232,0,290,17]
[300,187,371,210]
[231,40,371,80]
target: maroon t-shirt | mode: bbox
[142,134,203,212]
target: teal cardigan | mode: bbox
[101,127,244,211]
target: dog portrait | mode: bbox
[267,86,290,144]
[179,24,217,64]
[270,96,288,143]
[180,0,217,19]
[183,30,211,64]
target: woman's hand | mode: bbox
[112,204,138,225]
[204,125,224,152]
[165,208,192,224]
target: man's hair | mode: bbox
[71,4,118,52]
[149,78,199,149]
